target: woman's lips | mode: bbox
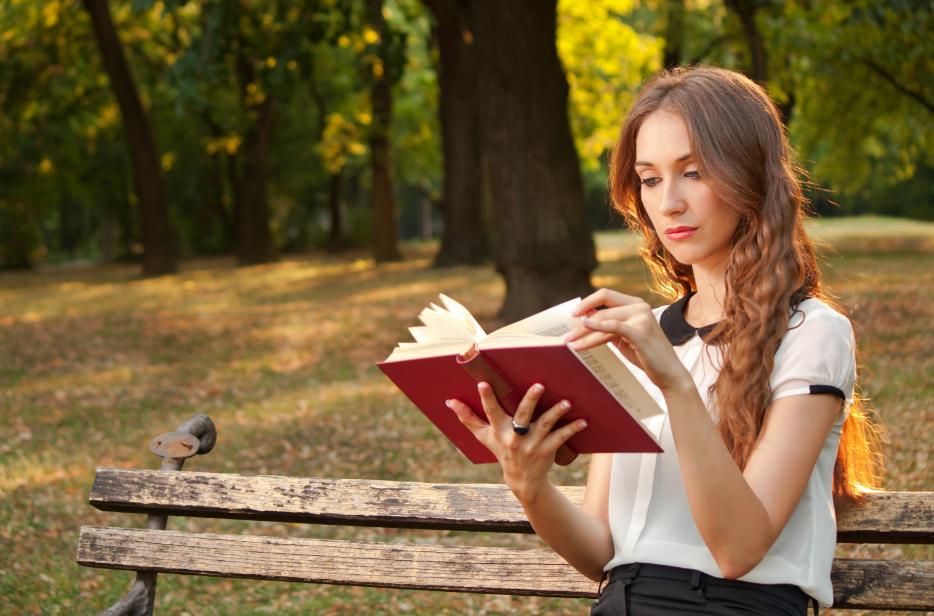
[665,227,697,240]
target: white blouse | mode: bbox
[603,295,857,607]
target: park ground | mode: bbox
[0,216,931,615]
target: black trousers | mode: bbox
[591,563,819,615]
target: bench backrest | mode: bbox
[77,468,934,611]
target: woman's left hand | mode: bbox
[447,382,587,504]
[563,288,692,394]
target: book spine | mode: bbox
[455,349,578,466]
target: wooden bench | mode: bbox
[77,415,934,614]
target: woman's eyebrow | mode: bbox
[634,152,694,168]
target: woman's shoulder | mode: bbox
[771,297,858,406]
[787,297,853,336]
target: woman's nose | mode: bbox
[659,180,686,215]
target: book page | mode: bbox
[414,306,477,341]
[490,297,582,338]
[439,293,487,340]
[383,293,485,362]
[384,339,473,361]
[569,332,663,421]
[477,333,566,350]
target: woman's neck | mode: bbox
[687,263,727,327]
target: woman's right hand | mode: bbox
[446,382,588,504]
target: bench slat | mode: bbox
[90,469,934,543]
[76,526,934,610]
[77,526,596,598]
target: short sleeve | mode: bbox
[770,302,857,418]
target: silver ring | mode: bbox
[512,418,530,436]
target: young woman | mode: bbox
[445,65,882,615]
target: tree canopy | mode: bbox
[0,0,929,269]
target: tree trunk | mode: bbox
[224,150,241,254]
[663,0,685,70]
[235,96,278,265]
[424,0,487,267]
[778,89,795,128]
[367,0,402,263]
[230,10,277,267]
[198,110,235,252]
[82,0,176,276]
[308,56,346,253]
[100,204,117,262]
[208,152,234,252]
[469,0,596,321]
[59,194,80,259]
[725,0,768,84]
[327,169,345,252]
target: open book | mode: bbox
[377,294,664,464]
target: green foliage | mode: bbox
[388,0,440,203]
[768,0,934,201]
[0,0,929,267]
[557,0,663,171]
[0,0,122,265]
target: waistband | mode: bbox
[605,562,817,614]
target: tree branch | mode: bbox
[860,57,933,115]
[688,34,733,66]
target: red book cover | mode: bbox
[378,344,663,464]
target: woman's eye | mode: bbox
[685,171,701,179]
[639,177,660,187]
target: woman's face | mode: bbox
[634,110,741,272]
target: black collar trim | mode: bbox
[660,292,720,346]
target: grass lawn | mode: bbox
[1,215,931,615]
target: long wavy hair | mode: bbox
[608,65,883,503]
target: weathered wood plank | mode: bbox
[77,527,934,610]
[90,468,554,532]
[90,469,934,542]
[831,558,934,611]
[77,526,597,598]
[836,491,934,544]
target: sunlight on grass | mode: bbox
[0,452,89,496]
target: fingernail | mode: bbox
[561,400,571,409]
[579,420,588,428]
[532,383,544,393]
[445,399,453,408]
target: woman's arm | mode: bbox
[516,453,614,581]
[447,385,614,581]
[661,381,840,578]
[565,288,841,579]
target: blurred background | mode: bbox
[1,0,930,276]
[0,0,931,614]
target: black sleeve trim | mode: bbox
[809,384,845,400]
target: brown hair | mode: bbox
[608,65,883,502]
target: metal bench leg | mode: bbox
[99,571,156,616]
[97,414,217,616]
